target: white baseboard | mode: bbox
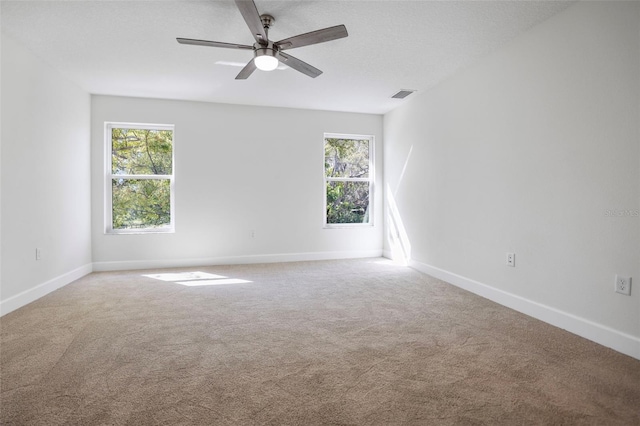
[0,263,93,317]
[92,249,384,272]
[410,260,640,361]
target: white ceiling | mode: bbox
[1,0,574,114]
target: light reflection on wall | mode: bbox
[386,145,414,265]
[386,184,411,265]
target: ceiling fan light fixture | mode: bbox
[254,47,279,71]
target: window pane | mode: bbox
[112,179,171,229]
[325,138,369,178]
[112,128,173,175]
[326,181,370,224]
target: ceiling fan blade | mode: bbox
[177,38,253,50]
[277,52,322,78]
[235,59,257,80]
[234,0,268,44]
[276,25,348,51]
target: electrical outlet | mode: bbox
[506,253,515,267]
[614,275,631,296]
[36,248,42,261]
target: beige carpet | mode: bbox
[1,258,639,425]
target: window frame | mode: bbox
[323,133,375,228]
[104,122,176,235]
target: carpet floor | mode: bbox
[1,258,639,425]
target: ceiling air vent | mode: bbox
[391,89,416,99]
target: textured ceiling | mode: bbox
[1,1,574,114]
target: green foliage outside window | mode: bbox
[325,137,371,224]
[111,127,173,230]
[112,179,171,229]
[112,128,172,175]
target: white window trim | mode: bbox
[323,132,375,228]
[105,122,175,234]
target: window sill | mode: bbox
[323,223,373,229]
[105,228,175,235]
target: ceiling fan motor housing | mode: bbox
[255,41,278,57]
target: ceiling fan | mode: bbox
[177,0,348,80]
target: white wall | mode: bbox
[384,1,640,357]
[91,96,383,269]
[1,35,92,312]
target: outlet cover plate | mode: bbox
[506,253,515,267]
[615,275,631,296]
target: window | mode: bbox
[105,123,175,234]
[324,133,374,226]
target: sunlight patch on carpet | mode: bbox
[143,271,253,286]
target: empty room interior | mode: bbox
[1,0,639,424]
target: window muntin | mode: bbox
[324,134,374,226]
[106,123,175,234]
